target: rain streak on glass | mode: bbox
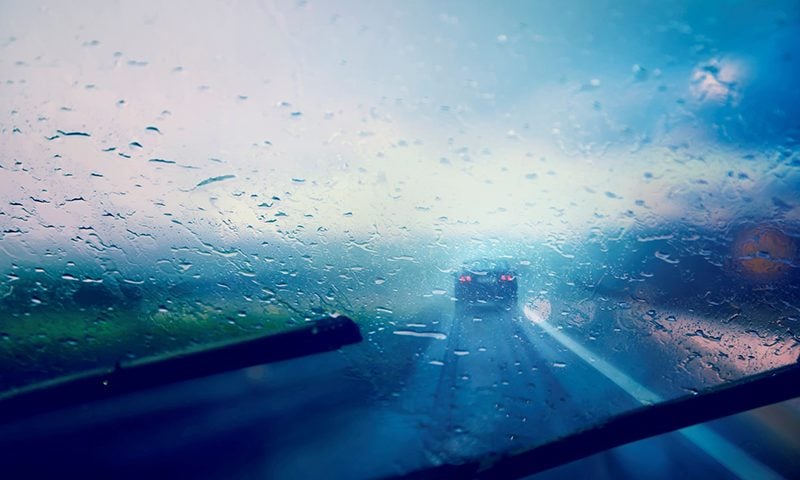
[0,1,799,478]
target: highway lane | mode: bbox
[396,300,759,479]
[231,297,752,478]
[0,296,796,479]
[520,299,787,480]
[413,305,640,464]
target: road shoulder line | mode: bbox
[522,303,783,480]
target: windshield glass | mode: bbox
[462,259,513,272]
[2,0,799,476]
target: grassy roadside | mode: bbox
[0,302,294,392]
[0,294,450,396]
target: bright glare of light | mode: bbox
[690,57,746,106]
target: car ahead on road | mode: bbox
[454,259,518,310]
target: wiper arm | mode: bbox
[0,315,361,424]
[400,360,800,480]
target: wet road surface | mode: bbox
[0,296,797,479]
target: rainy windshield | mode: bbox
[1,0,799,477]
[461,259,513,272]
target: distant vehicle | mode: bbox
[454,259,518,310]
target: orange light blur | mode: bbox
[732,226,796,281]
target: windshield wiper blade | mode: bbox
[0,315,361,424]
[399,360,800,480]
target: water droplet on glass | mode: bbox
[655,251,680,264]
[393,330,447,340]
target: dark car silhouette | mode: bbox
[454,259,518,310]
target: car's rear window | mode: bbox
[462,259,513,272]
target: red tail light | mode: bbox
[500,274,515,281]
[459,275,472,283]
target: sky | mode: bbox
[1,0,799,270]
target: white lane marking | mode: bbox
[523,303,784,480]
[392,330,448,340]
[533,313,661,405]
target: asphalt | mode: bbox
[0,295,797,479]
